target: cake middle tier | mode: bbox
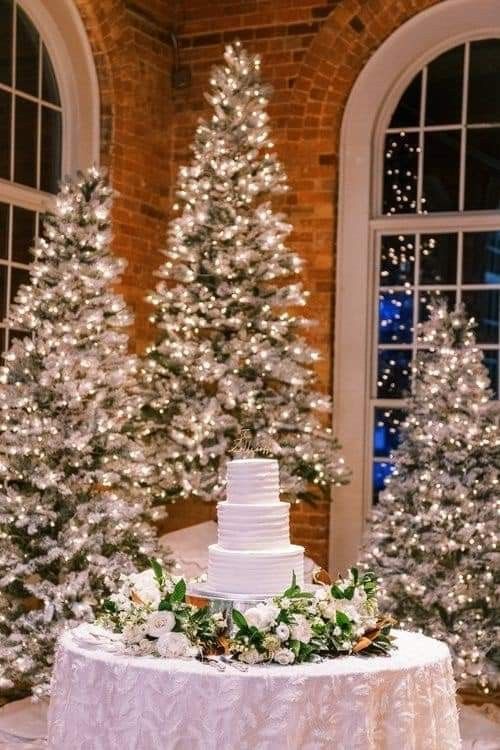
[217,502,290,550]
[207,544,304,596]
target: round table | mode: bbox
[47,627,460,750]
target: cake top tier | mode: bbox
[226,458,280,504]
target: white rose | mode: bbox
[243,607,265,630]
[156,631,193,658]
[123,623,148,645]
[290,615,312,644]
[273,648,295,665]
[127,569,161,607]
[239,647,263,665]
[275,623,290,642]
[243,603,279,631]
[146,610,176,638]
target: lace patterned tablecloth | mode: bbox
[47,627,460,750]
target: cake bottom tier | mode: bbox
[207,544,304,597]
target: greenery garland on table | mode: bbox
[99,561,395,664]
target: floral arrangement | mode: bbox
[100,561,225,658]
[230,569,395,665]
[99,562,395,665]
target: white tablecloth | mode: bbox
[47,627,460,750]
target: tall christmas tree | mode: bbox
[0,168,162,698]
[139,42,349,505]
[362,301,499,693]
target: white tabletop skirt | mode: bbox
[47,628,460,750]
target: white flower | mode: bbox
[337,602,361,624]
[239,647,263,665]
[333,626,342,637]
[273,648,295,665]
[243,603,280,631]
[146,610,176,638]
[156,631,195,658]
[108,593,132,612]
[290,615,312,644]
[275,623,290,642]
[319,602,337,621]
[126,569,161,607]
[314,587,329,601]
[279,597,291,610]
[123,622,148,645]
[263,634,281,654]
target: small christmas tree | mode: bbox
[362,301,500,693]
[0,168,162,698]
[139,42,349,505]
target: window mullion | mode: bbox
[458,42,470,212]
[417,65,427,214]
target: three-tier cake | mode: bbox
[207,458,304,597]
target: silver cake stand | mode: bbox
[188,582,319,620]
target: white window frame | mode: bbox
[0,0,100,213]
[331,0,500,573]
[0,0,99,349]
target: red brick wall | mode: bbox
[75,0,440,569]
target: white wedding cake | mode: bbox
[207,458,304,596]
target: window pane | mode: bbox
[10,266,30,305]
[379,291,413,344]
[41,44,60,106]
[379,234,415,286]
[12,206,35,264]
[463,231,500,284]
[0,203,8,260]
[423,130,461,212]
[374,407,405,457]
[425,45,463,126]
[377,349,412,398]
[419,290,456,323]
[389,73,421,128]
[0,89,11,180]
[14,96,37,187]
[464,128,500,211]
[373,461,394,504]
[420,233,457,285]
[40,106,61,193]
[15,6,39,97]
[462,290,499,344]
[0,0,13,86]
[468,40,500,124]
[483,350,499,399]
[0,265,7,319]
[383,131,419,214]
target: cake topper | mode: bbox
[229,428,279,458]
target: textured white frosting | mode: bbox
[226,458,279,504]
[217,502,290,550]
[207,545,304,596]
[206,458,305,596]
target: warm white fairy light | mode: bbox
[135,42,351,506]
[362,300,500,694]
[0,168,162,700]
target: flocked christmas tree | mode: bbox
[139,42,349,505]
[0,168,162,698]
[362,301,500,693]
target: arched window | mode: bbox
[0,0,99,354]
[333,0,500,572]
